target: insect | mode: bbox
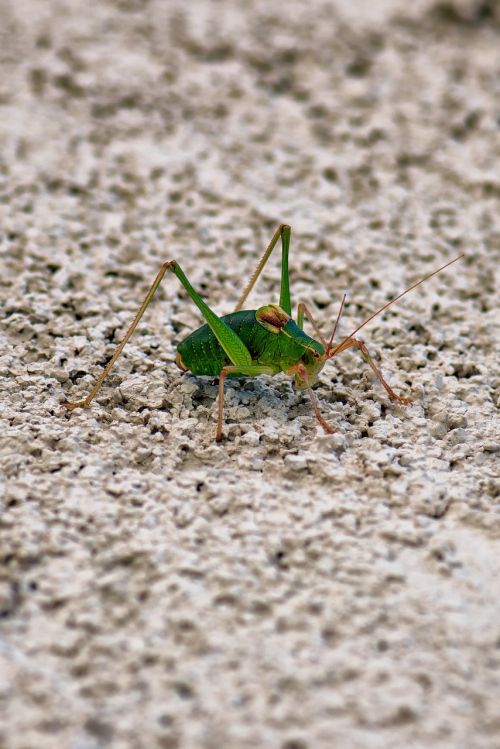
[63,224,462,441]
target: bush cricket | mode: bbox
[64,224,463,441]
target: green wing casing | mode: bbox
[177,310,324,376]
[177,311,262,375]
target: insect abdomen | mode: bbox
[177,311,267,376]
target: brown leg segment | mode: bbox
[333,337,412,404]
[307,388,334,434]
[291,362,334,434]
[63,261,176,411]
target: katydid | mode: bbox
[63,224,463,441]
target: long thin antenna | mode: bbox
[328,254,464,358]
[326,293,347,355]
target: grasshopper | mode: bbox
[64,224,462,441]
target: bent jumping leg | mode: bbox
[306,388,334,434]
[64,260,252,412]
[234,224,292,315]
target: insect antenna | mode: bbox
[326,293,347,356]
[328,254,464,359]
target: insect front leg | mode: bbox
[334,337,412,405]
[290,361,334,435]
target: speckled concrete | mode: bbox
[0,1,499,748]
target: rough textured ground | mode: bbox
[1,1,499,748]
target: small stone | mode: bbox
[284,454,308,471]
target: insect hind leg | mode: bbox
[63,259,253,414]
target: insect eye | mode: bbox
[312,351,320,359]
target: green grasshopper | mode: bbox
[64,224,462,441]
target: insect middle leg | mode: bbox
[334,337,412,404]
[296,302,327,347]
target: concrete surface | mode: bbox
[0,1,499,748]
